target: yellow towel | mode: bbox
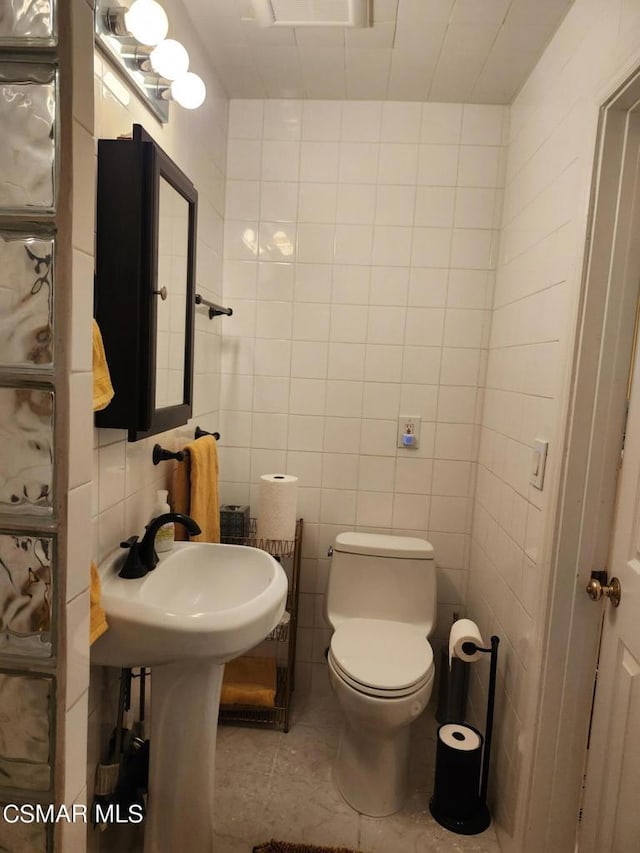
[221,656,276,708]
[90,562,109,645]
[92,319,114,412]
[171,435,220,543]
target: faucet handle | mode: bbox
[118,536,148,579]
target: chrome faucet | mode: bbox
[119,513,202,578]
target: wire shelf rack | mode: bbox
[218,666,289,730]
[220,517,298,558]
[218,518,303,732]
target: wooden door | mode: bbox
[579,297,640,851]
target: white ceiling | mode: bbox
[183,0,574,103]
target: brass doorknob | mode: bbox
[586,577,622,607]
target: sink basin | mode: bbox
[90,540,288,853]
[91,542,287,667]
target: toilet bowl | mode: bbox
[328,619,435,816]
[325,533,437,816]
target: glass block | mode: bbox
[0,815,48,853]
[0,65,56,212]
[0,1,55,46]
[0,233,53,368]
[0,534,52,658]
[0,387,53,516]
[0,671,52,792]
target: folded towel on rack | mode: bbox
[221,656,276,708]
[90,562,109,645]
[171,435,220,542]
[92,319,115,412]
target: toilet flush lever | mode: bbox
[327,546,333,557]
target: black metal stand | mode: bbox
[429,635,499,835]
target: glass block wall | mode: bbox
[0,4,59,852]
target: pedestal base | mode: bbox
[429,796,491,835]
[143,659,223,853]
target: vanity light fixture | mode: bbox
[145,39,190,80]
[105,0,168,45]
[164,72,206,110]
[96,0,207,124]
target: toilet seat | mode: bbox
[329,618,434,699]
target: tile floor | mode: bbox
[213,692,500,853]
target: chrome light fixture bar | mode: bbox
[95,0,206,124]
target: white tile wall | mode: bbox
[466,1,640,850]
[221,98,508,693]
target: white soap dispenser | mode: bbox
[152,489,174,553]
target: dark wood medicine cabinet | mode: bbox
[94,124,198,441]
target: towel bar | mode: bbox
[195,294,233,319]
[152,444,185,465]
[195,426,220,440]
[153,430,220,465]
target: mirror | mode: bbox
[94,124,198,440]
[155,178,189,410]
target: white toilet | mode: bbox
[325,532,437,817]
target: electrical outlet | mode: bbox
[397,415,421,449]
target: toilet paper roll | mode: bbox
[256,474,298,542]
[449,618,485,667]
[439,723,482,751]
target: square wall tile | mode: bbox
[300,141,340,182]
[375,185,416,227]
[337,183,377,224]
[421,103,463,144]
[378,144,418,185]
[229,100,264,139]
[356,491,393,527]
[461,105,504,146]
[339,142,379,183]
[263,100,302,140]
[262,140,300,181]
[227,139,262,180]
[226,180,260,220]
[381,102,422,143]
[341,101,382,141]
[261,181,298,221]
[334,224,373,265]
[302,101,342,140]
[299,183,337,224]
[293,303,330,341]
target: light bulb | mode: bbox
[149,39,190,80]
[170,72,206,109]
[124,0,168,46]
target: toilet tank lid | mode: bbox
[334,532,434,559]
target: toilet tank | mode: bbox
[325,532,437,636]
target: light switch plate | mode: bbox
[531,439,548,490]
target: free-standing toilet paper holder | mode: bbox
[430,634,500,835]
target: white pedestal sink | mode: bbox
[91,542,288,853]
